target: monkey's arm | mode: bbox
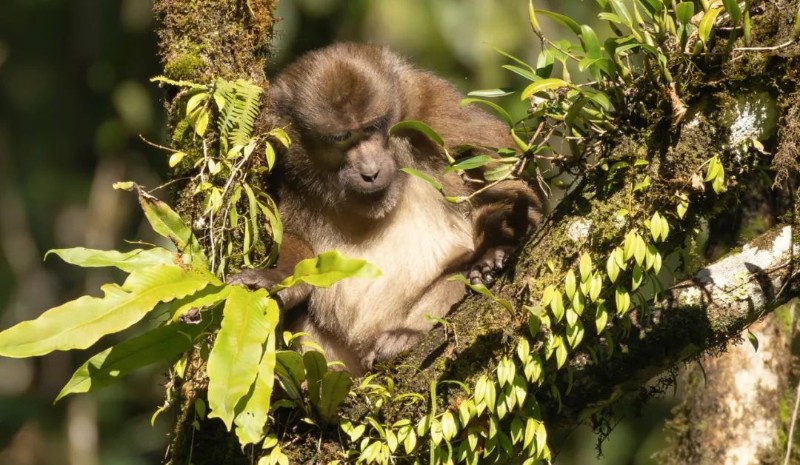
[228,233,314,308]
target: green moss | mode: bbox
[165,53,206,81]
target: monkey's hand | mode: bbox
[227,268,282,290]
[361,328,423,371]
[468,245,512,285]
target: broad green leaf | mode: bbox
[580,25,602,59]
[185,91,209,115]
[274,350,305,401]
[233,298,279,445]
[192,108,209,137]
[304,350,328,405]
[207,287,273,430]
[521,78,571,101]
[273,250,382,292]
[607,253,620,283]
[441,411,459,441]
[536,9,582,35]
[390,120,444,146]
[317,371,352,424]
[676,2,695,24]
[57,317,210,401]
[401,167,443,192]
[46,247,175,273]
[445,155,493,173]
[0,265,210,358]
[134,188,210,271]
[448,274,514,315]
[460,97,514,127]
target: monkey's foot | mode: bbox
[468,247,510,285]
[361,329,423,371]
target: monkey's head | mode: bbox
[270,44,412,219]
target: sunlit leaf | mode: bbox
[207,288,274,430]
[46,247,175,274]
[273,250,382,293]
[0,265,210,358]
[521,78,572,101]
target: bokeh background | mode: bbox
[0,1,671,463]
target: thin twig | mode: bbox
[734,40,794,52]
[784,368,800,465]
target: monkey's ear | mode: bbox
[268,80,292,113]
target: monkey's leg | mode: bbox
[361,278,465,371]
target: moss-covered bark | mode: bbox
[151,1,277,464]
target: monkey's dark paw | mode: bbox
[468,247,510,285]
[227,269,278,290]
[361,329,423,371]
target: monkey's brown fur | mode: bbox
[234,43,544,375]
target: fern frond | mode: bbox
[213,79,263,154]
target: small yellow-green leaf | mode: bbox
[607,253,620,283]
[631,264,643,291]
[677,199,689,219]
[445,154,493,173]
[521,78,571,101]
[721,0,742,24]
[448,274,514,315]
[441,411,458,441]
[567,319,584,349]
[265,142,276,171]
[541,284,556,307]
[564,269,577,300]
[169,151,187,167]
[549,289,565,322]
[615,287,631,315]
[595,303,609,334]
[267,127,292,148]
[579,253,593,282]
[623,231,636,262]
[589,273,603,302]
[633,234,646,266]
[554,336,568,368]
[192,108,209,137]
[516,337,531,364]
[460,98,514,127]
[528,0,542,34]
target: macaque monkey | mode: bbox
[233,43,544,375]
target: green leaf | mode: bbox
[265,142,276,171]
[536,9,582,35]
[268,127,291,148]
[676,2,695,24]
[607,253,620,283]
[566,319,584,349]
[528,0,542,34]
[579,253,593,282]
[448,274,514,315]
[169,151,187,167]
[234,300,279,445]
[580,25,602,59]
[460,98,514,127]
[467,88,516,98]
[795,2,800,38]
[521,78,571,101]
[57,317,210,401]
[317,371,353,424]
[721,0,742,24]
[273,250,382,293]
[46,247,175,274]
[615,287,631,315]
[698,8,723,45]
[390,120,444,146]
[0,265,210,358]
[400,167,443,192]
[134,188,210,270]
[564,269,577,300]
[445,155,493,173]
[595,303,609,334]
[303,350,328,406]
[207,287,274,430]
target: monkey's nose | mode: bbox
[361,169,380,183]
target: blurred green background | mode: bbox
[0,1,671,463]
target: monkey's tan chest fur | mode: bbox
[309,178,473,348]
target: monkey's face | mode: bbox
[302,116,411,219]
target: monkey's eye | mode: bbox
[324,132,352,143]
